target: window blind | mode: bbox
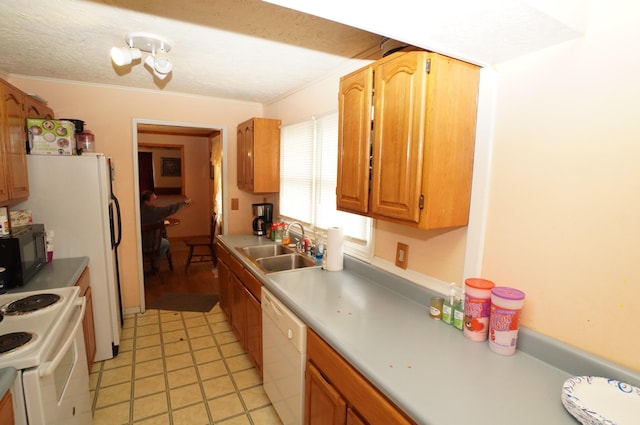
[280,112,372,259]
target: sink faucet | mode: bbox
[285,222,305,251]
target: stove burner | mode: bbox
[4,293,61,315]
[0,332,34,354]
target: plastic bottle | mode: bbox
[442,283,456,325]
[77,130,95,152]
[275,223,283,243]
[452,290,465,330]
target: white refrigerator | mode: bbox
[17,154,122,362]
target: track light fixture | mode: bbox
[111,32,173,80]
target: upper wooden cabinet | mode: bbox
[237,117,281,193]
[337,51,480,229]
[305,329,416,425]
[0,80,30,204]
[24,95,54,120]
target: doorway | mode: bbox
[132,119,228,313]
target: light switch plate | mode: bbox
[395,242,409,269]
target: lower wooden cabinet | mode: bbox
[75,266,97,373]
[347,408,367,425]
[306,362,347,425]
[229,273,246,340]
[245,291,262,376]
[305,329,416,425]
[217,260,231,318]
[215,242,263,376]
[0,390,14,425]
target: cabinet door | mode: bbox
[237,119,254,191]
[369,52,429,223]
[337,66,373,214]
[0,390,14,425]
[83,285,96,373]
[24,96,54,119]
[237,117,280,193]
[215,242,232,318]
[75,267,96,373]
[245,289,262,376]
[251,118,280,193]
[305,362,347,425]
[217,259,231,319]
[347,408,367,425]
[229,272,246,344]
[1,81,29,202]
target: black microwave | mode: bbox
[0,223,47,288]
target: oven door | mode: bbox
[21,297,92,425]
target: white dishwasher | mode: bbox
[262,287,307,425]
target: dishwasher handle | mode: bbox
[261,287,307,353]
[263,293,284,318]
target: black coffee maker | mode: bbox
[252,203,273,236]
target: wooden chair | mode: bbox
[185,213,218,270]
[141,221,173,273]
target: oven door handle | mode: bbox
[38,297,86,378]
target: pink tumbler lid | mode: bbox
[491,286,525,300]
[464,278,495,290]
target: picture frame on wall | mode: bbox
[161,157,181,177]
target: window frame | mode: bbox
[279,112,374,262]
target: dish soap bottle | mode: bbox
[442,283,456,325]
[452,290,465,331]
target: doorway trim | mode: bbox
[132,118,229,313]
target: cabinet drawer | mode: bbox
[241,269,262,301]
[307,329,416,425]
[228,253,245,278]
[215,242,230,264]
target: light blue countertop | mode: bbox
[219,235,640,425]
[0,367,16,399]
[6,257,89,293]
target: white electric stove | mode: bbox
[0,286,92,425]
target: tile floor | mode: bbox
[89,304,284,425]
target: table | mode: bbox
[164,217,181,227]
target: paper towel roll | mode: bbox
[325,227,344,271]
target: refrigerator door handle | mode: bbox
[109,195,122,248]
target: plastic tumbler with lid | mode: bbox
[489,287,526,355]
[463,278,496,341]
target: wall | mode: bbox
[266,1,639,371]
[7,77,264,311]
[483,2,640,371]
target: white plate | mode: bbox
[561,376,640,425]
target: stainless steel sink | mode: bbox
[239,244,294,259]
[255,253,318,273]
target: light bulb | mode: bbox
[110,46,141,66]
[154,50,173,74]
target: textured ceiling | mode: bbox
[0,0,584,105]
[0,0,381,104]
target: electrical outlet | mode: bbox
[231,198,239,210]
[395,242,409,269]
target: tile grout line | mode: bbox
[128,311,138,424]
[181,310,217,424]
[208,314,257,425]
[92,307,281,425]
